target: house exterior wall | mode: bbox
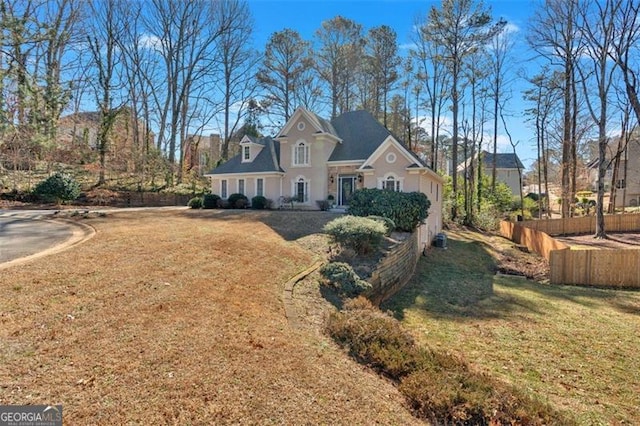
[483,167,521,195]
[615,140,640,207]
[278,114,338,209]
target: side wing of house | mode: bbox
[360,135,444,246]
[204,135,284,204]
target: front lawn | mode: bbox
[0,210,419,424]
[383,229,640,424]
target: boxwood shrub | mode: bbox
[320,262,372,297]
[251,195,268,209]
[227,193,248,209]
[323,215,386,254]
[203,193,221,209]
[187,197,203,209]
[347,188,431,232]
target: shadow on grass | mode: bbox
[179,209,339,241]
[382,232,633,321]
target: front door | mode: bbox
[338,176,356,206]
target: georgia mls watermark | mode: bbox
[0,405,62,426]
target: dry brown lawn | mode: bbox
[0,209,420,424]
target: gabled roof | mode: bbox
[481,151,524,169]
[328,111,392,161]
[205,137,283,175]
[277,107,340,141]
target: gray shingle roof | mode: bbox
[206,109,429,175]
[206,137,282,175]
[328,110,393,161]
[481,151,524,169]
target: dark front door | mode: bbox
[339,176,356,206]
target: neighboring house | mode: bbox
[183,133,225,174]
[458,150,524,195]
[205,107,444,247]
[586,135,640,207]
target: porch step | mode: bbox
[328,207,347,214]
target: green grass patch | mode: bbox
[383,230,640,424]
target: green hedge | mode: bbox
[347,189,431,232]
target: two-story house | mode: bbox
[458,150,524,195]
[205,108,444,246]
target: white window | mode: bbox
[221,179,228,198]
[377,173,403,192]
[293,140,309,166]
[293,176,309,202]
[382,175,402,192]
[238,179,245,195]
[243,146,250,161]
[256,178,264,196]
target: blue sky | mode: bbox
[247,0,541,169]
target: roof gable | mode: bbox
[205,137,282,175]
[276,107,340,141]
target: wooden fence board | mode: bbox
[502,215,640,288]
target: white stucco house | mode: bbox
[205,107,444,246]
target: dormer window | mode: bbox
[293,140,309,166]
[242,145,250,162]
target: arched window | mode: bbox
[380,173,403,192]
[293,140,309,166]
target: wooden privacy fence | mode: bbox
[500,215,640,288]
[519,214,640,236]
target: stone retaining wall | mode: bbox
[365,231,420,305]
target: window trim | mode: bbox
[256,178,264,197]
[221,179,228,199]
[292,175,310,203]
[238,178,245,195]
[242,145,250,162]
[292,140,310,167]
[378,173,403,192]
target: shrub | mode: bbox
[347,188,430,232]
[187,197,203,209]
[326,298,571,425]
[251,195,268,210]
[323,215,386,254]
[316,199,331,211]
[203,193,221,209]
[320,262,372,297]
[366,215,395,236]
[34,172,81,204]
[227,193,248,209]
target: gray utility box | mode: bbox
[434,233,447,248]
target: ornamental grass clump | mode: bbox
[323,215,386,255]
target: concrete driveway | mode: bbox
[0,210,94,268]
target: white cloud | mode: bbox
[138,34,162,51]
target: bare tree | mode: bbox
[420,0,505,219]
[529,0,583,218]
[86,0,124,185]
[412,16,449,171]
[577,0,620,238]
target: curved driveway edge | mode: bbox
[0,218,96,271]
